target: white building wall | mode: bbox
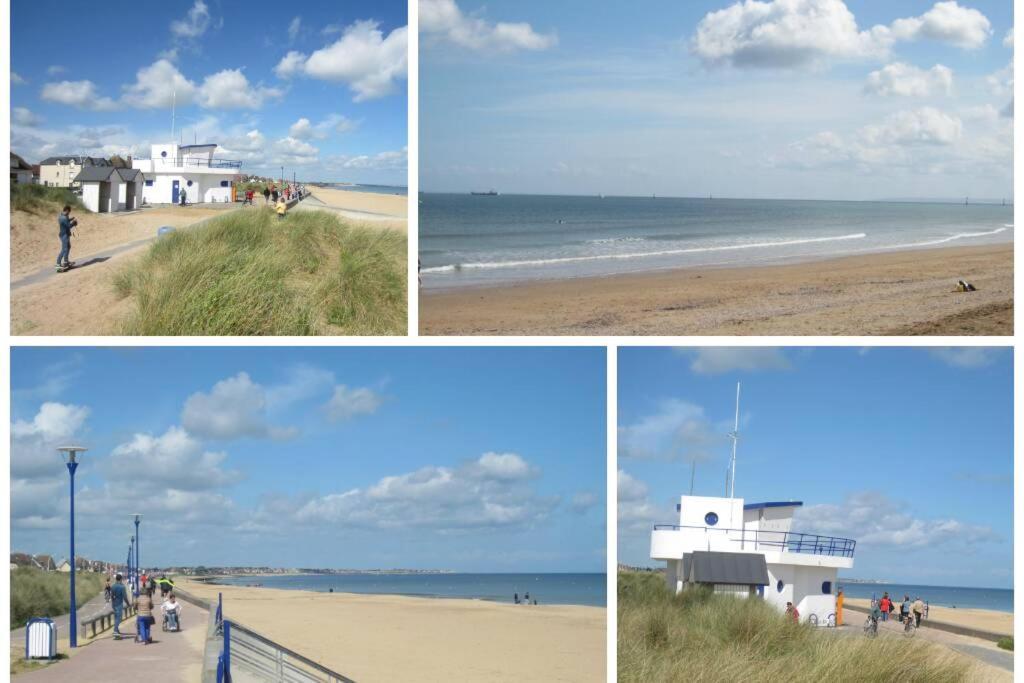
[764,563,838,625]
[13,169,32,184]
[81,183,101,213]
[138,172,234,205]
[40,162,81,187]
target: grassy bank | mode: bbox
[11,185,85,214]
[11,568,105,629]
[618,572,970,683]
[112,207,406,335]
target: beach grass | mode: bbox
[112,207,406,335]
[997,636,1013,651]
[10,567,105,629]
[11,185,85,214]
[618,571,970,683]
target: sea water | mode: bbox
[210,572,606,607]
[329,183,408,196]
[419,194,1013,289]
[838,582,1012,612]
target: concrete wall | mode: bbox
[141,173,233,205]
[764,563,837,625]
[82,182,101,213]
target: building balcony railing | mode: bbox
[134,157,242,170]
[652,524,856,558]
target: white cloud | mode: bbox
[692,1,992,70]
[796,491,1000,547]
[860,107,962,146]
[170,0,212,39]
[12,402,91,480]
[270,136,320,166]
[13,107,42,127]
[890,1,991,50]
[685,347,793,374]
[11,72,26,85]
[274,20,408,101]
[324,385,382,421]
[570,491,599,513]
[1004,27,1013,47]
[928,347,1003,369]
[288,16,302,42]
[421,0,558,53]
[264,365,336,409]
[121,59,197,109]
[289,117,315,139]
[289,114,360,140]
[327,147,408,171]
[987,60,1014,97]
[466,452,537,480]
[619,399,722,462]
[46,65,66,76]
[181,372,297,440]
[291,453,556,531]
[40,80,119,111]
[106,426,242,491]
[864,63,953,97]
[198,69,283,109]
[617,470,660,530]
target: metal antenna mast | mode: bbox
[727,382,741,498]
[171,87,176,142]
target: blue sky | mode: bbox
[421,0,1012,199]
[11,0,407,185]
[618,347,1013,589]
[11,347,606,572]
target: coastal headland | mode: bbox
[176,576,606,682]
[421,243,1012,336]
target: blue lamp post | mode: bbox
[134,514,141,594]
[128,537,135,595]
[58,445,87,649]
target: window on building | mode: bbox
[704,512,719,526]
[777,580,784,593]
[187,180,194,187]
[145,180,154,187]
[821,581,832,594]
[220,180,229,187]
[161,151,167,158]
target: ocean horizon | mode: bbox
[327,182,408,196]
[419,194,1013,290]
[837,581,1012,613]
[207,572,607,607]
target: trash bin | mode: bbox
[157,226,175,237]
[25,618,57,659]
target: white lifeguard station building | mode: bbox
[650,385,856,627]
[132,143,241,205]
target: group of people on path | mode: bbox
[240,184,307,220]
[513,592,538,605]
[877,592,927,627]
[104,573,182,644]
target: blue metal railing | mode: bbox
[652,524,856,558]
[134,157,242,169]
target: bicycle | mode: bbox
[903,614,917,638]
[863,615,878,638]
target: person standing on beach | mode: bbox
[111,574,128,638]
[912,597,924,627]
[514,592,519,604]
[879,594,890,621]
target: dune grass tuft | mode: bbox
[11,185,85,214]
[618,572,971,683]
[11,567,105,629]
[112,207,406,335]
[997,636,1013,651]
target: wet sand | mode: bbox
[177,578,605,683]
[420,244,1013,336]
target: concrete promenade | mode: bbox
[14,597,208,683]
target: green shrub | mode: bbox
[10,568,105,628]
[11,185,85,214]
[618,572,971,683]
[112,207,406,335]
[997,636,1013,651]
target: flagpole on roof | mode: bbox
[171,86,176,143]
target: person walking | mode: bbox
[111,574,128,638]
[104,578,112,603]
[836,588,844,626]
[879,594,890,621]
[276,196,287,220]
[135,587,155,644]
[179,187,187,207]
[900,595,911,624]
[785,601,800,623]
[263,186,271,205]
[56,205,77,272]
[271,187,279,203]
[912,597,925,627]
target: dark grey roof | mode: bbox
[73,166,117,182]
[40,156,111,167]
[10,152,32,170]
[684,551,769,586]
[117,168,142,182]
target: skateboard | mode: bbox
[55,261,76,273]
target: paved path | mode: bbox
[12,208,242,291]
[15,603,208,682]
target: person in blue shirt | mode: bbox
[111,574,128,638]
[56,205,77,272]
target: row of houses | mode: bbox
[11,142,242,214]
[10,552,119,573]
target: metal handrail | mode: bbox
[133,158,242,169]
[652,524,856,558]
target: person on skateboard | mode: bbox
[56,204,77,272]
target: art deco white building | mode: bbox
[132,143,241,205]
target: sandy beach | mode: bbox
[177,578,605,683]
[844,598,1012,636]
[306,187,408,230]
[420,243,1013,336]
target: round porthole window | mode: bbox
[704,512,719,526]
[777,580,784,593]
[821,581,832,595]
[187,180,193,187]
[161,151,167,158]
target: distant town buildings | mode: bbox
[10,152,33,185]
[73,166,145,213]
[39,156,111,188]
